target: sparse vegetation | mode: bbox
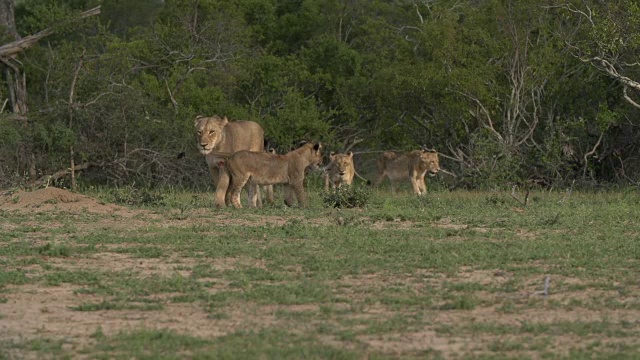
[1,187,640,358]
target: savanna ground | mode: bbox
[1,181,639,359]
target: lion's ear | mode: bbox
[313,143,321,152]
[194,115,205,127]
[347,151,353,158]
[220,116,229,126]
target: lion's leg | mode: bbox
[410,172,422,195]
[374,172,386,188]
[208,166,222,207]
[292,181,308,207]
[263,185,274,204]
[418,174,427,195]
[212,166,231,208]
[283,185,296,207]
[247,182,260,208]
[225,179,234,207]
[209,166,219,188]
[230,175,249,208]
[324,173,330,191]
[256,186,263,207]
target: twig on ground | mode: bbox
[534,276,551,296]
[558,180,575,203]
[510,185,530,206]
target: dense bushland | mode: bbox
[1,0,639,189]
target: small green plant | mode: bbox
[37,242,71,257]
[485,193,508,206]
[108,185,166,207]
[322,186,371,208]
[438,295,478,310]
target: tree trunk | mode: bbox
[0,0,18,41]
[0,0,27,115]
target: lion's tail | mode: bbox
[354,170,372,186]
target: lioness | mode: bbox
[226,142,323,208]
[324,151,355,191]
[374,149,440,195]
[195,115,264,207]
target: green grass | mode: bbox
[2,188,640,359]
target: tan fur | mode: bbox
[324,152,355,191]
[374,150,440,195]
[226,142,323,208]
[195,115,264,207]
[263,148,277,203]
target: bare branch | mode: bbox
[459,91,505,143]
[582,129,605,178]
[543,2,594,26]
[165,79,179,114]
[510,185,530,206]
[412,0,425,24]
[623,86,640,110]
[0,6,101,58]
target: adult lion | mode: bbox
[374,149,440,195]
[195,115,264,207]
[323,151,355,191]
[225,142,323,208]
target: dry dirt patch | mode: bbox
[0,187,139,216]
[0,252,284,349]
[0,283,242,343]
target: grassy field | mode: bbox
[1,184,640,359]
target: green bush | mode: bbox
[322,186,371,208]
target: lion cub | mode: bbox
[374,149,440,195]
[226,142,323,208]
[324,151,355,191]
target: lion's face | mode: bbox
[329,152,354,180]
[195,116,228,155]
[419,150,440,176]
[307,143,324,170]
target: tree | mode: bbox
[0,0,100,183]
[554,0,640,109]
[550,0,640,182]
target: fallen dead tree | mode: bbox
[30,148,210,189]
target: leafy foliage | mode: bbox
[0,0,638,188]
[322,185,371,209]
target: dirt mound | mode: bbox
[0,187,136,215]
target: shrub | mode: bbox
[108,185,166,206]
[322,186,371,208]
